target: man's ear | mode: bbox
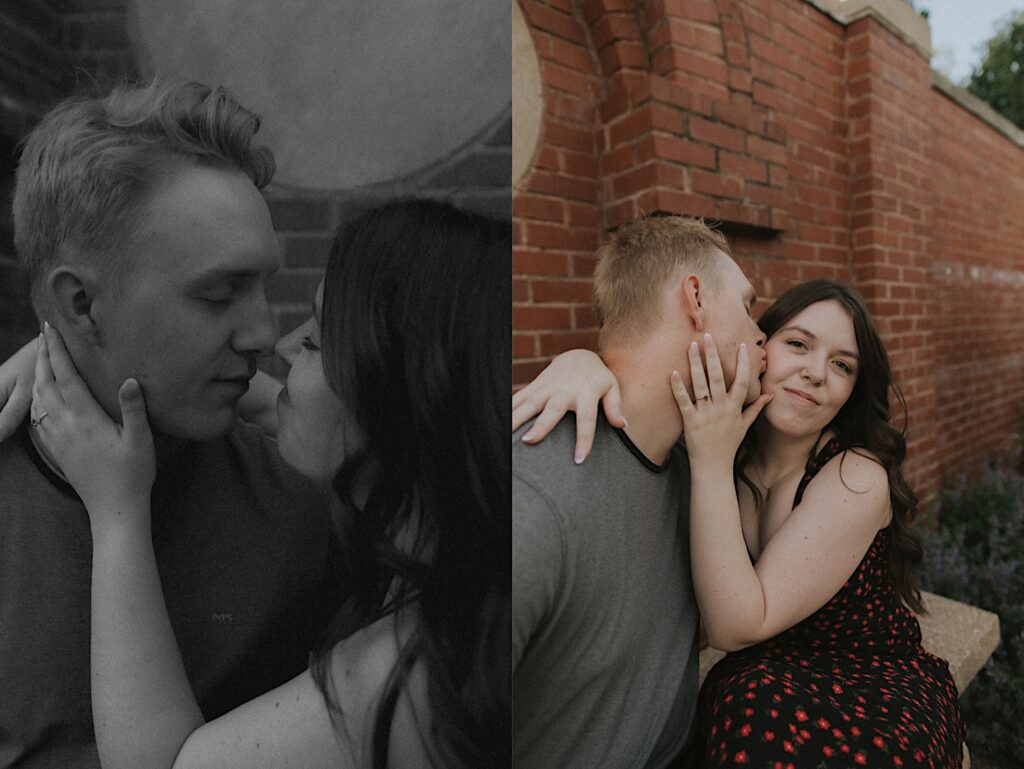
[679,273,706,332]
[46,266,102,344]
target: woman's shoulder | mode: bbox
[807,438,891,527]
[816,434,888,480]
[326,611,433,769]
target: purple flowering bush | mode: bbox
[917,466,1024,767]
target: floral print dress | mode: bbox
[698,439,966,768]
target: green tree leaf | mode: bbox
[967,11,1024,129]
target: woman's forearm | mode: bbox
[689,462,766,651]
[91,519,203,769]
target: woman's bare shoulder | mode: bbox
[327,612,433,769]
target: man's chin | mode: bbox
[150,405,239,442]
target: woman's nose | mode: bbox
[274,328,301,365]
[801,358,825,383]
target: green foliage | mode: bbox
[967,12,1024,129]
[907,0,929,21]
[917,467,1024,768]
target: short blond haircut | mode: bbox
[14,80,275,313]
[592,214,731,347]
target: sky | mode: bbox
[921,0,1024,84]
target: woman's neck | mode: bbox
[750,421,824,488]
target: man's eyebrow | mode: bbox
[188,268,259,286]
[781,325,859,359]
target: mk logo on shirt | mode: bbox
[212,612,234,621]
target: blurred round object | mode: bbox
[512,1,542,186]
[130,0,510,189]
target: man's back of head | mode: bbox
[592,213,731,353]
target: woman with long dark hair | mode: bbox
[27,199,510,769]
[514,279,965,767]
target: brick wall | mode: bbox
[513,0,1024,500]
[0,0,72,361]
[261,111,511,378]
[0,1,511,373]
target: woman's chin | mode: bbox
[275,430,329,480]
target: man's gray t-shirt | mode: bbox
[0,417,339,768]
[513,414,698,769]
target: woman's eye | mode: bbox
[834,360,854,374]
[301,336,320,351]
[786,339,806,349]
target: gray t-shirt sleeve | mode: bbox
[512,472,565,670]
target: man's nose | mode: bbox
[233,292,277,358]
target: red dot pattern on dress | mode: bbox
[698,439,966,768]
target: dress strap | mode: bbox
[792,437,846,509]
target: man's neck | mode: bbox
[153,432,191,468]
[28,420,193,484]
[603,350,683,466]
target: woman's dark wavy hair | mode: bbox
[309,199,511,768]
[739,279,925,613]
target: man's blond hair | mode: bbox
[14,80,275,314]
[592,214,731,348]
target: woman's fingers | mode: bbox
[703,334,727,398]
[117,379,152,447]
[731,343,750,403]
[33,331,65,413]
[600,382,627,429]
[0,337,40,440]
[571,398,598,464]
[520,397,569,444]
[671,369,695,415]
[511,384,537,431]
[0,379,31,440]
[43,323,94,409]
[688,341,710,402]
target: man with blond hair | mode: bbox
[512,214,766,769]
[0,81,338,767]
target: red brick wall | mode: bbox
[513,0,1024,499]
[928,88,1024,481]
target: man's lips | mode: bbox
[215,367,256,385]
[212,375,252,391]
[784,387,818,405]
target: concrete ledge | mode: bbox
[917,591,1001,695]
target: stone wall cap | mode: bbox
[932,70,1024,148]
[806,0,932,59]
